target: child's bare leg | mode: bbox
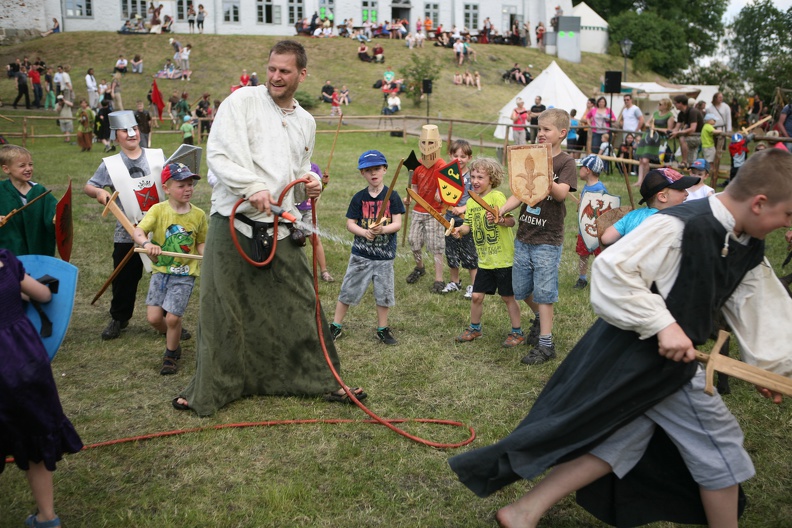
[312,235,329,273]
[147,305,166,334]
[26,461,58,523]
[470,292,485,323]
[433,252,444,282]
[578,254,589,278]
[376,305,389,328]
[700,485,738,528]
[496,454,611,528]
[333,301,350,326]
[503,295,522,328]
[468,268,477,285]
[538,303,554,336]
[637,158,649,186]
[449,266,460,284]
[165,312,182,352]
[524,295,538,314]
[412,249,424,269]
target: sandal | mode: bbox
[323,387,367,404]
[320,270,335,282]
[25,514,61,528]
[172,397,190,411]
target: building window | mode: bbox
[224,0,240,22]
[362,0,378,23]
[257,0,281,24]
[424,3,438,26]
[463,4,479,31]
[65,0,92,17]
[176,0,195,21]
[319,0,334,21]
[120,0,146,20]
[288,0,304,24]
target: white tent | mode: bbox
[573,2,608,55]
[494,61,589,141]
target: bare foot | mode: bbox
[172,397,190,410]
[495,504,537,528]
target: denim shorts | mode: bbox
[338,254,395,307]
[512,240,562,304]
[145,273,196,316]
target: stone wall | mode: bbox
[0,0,47,45]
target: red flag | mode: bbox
[151,80,165,121]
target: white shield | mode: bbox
[578,192,621,252]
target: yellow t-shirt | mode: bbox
[464,190,514,270]
[136,200,207,276]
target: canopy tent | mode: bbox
[573,2,608,55]
[494,61,589,141]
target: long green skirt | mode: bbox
[179,215,341,416]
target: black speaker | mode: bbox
[422,79,433,95]
[604,71,622,94]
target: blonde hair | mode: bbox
[468,157,503,188]
[726,149,792,204]
[538,108,570,134]
[658,98,672,112]
[0,145,32,168]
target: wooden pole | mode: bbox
[22,117,27,148]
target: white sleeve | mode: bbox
[722,258,792,376]
[591,214,684,339]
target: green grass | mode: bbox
[2,32,792,528]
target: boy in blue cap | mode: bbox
[687,158,715,201]
[574,154,607,289]
[330,150,405,345]
[133,162,207,374]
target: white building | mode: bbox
[5,0,573,42]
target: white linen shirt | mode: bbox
[591,194,792,377]
[207,85,320,239]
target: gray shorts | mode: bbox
[408,211,445,255]
[145,273,196,316]
[338,254,395,307]
[589,368,755,490]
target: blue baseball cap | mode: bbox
[358,150,388,170]
[690,158,710,171]
[580,154,604,175]
[162,162,201,184]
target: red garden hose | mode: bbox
[6,179,475,467]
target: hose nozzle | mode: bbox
[269,204,298,223]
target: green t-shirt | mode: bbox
[136,200,207,276]
[701,123,715,148]
[464,189,514,270]
[180,122,193,138]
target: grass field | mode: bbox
[2,32,792,528]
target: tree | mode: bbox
[589,0,729,63]
[399,54,440,107]
[749,55,792,110]
[728,0,792,78]
[608,11,689,78]
[672,61,744,101]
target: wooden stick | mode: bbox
[372,158,404,226]
[91,246,135,305]
[324,114,344,177]
[697,330,792,397]
[406,188,453,235]
[567,192,580,204]
[741,115,772,136]
[0,189,52,228]
[134,247,202,260]
[621,166,636,209]
[101,191,137,238]
[467,190,499,223]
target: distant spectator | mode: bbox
[12,66,31,110]
[110,72,123,111]
[529,96,546,143]
[239,68,250,87]
[29,65,42,108]
[85,68,98,109]
[197,4,206,34]
[180,44,192,81]
[169,37,183,68]
[76,99,95,151]
[56,95,74,142]
[381,93,401,115]
[249,72,259,86]
[535,22,545,51]
[473,71,481,91]
[463,70,474,87]
[373,44,384,63]
[131,54,143,74]
[511,97,529,145]
[357,43,372,62]
[339,85,350,105]
[187,5,196,33]
[41,18,60,37]
[453,72,463,85]
[321,80,334,103]
[114,55,128,74]
[705,92,732,133]
[60,65,74,103]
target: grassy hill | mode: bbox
[1,31,660,121]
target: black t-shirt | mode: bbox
[530,104,546,125]
[684,107,704,133]
[321,84,334,97]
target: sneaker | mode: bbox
[502,332,526,348]
[526,318,540,346]
[377,327,398,345]
[521,344,557,365]
[330,324,343,341]
[441,281,461,293]
[431,280,445,294]
[101,319,128,340]
[573,278,588,290]
[456,327,483,342]
[464,285,473,299]
[406,266,426,284]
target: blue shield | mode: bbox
[18,255,78,361]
